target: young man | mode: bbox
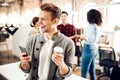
[57,11,80,67]
[57,11,77,43]
[19,3,75,80]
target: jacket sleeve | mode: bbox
[19,62,31,73]
[58,38,75,77]
[19,35,36,73]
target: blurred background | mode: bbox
[0,0,120,80]
[0,0,120,56]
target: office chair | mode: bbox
[97,46,118,80]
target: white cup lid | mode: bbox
[54,46,63,53]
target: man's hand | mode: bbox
[19,53,31,70]
[52,51,64,66]
[80,35,86,40]
[52,50,69,75]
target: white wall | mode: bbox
[12,24,30,56]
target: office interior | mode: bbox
[0,0,120,80]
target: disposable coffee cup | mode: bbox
[54,46,63,53]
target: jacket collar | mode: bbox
[38,31,64,44]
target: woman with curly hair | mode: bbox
[80,9,103,80]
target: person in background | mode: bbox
[80,9,102,80]
[19,3,75,80]
[57,11,77,44]
[57,11,79,67]
[29,16,40,36]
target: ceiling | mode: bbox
[0,0,31,7]
[0,0,16,3]
[0,0,32,7]
[0,0,17,7]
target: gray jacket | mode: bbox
[20,31,75,80]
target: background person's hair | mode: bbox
[87,9,102,26]
[30,17,39,27]
[40,3,61,21]
[62,11,68,16]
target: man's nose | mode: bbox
[38,19,42,25]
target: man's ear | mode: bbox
[52,18,59,24]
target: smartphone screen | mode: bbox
[19,46,28,56]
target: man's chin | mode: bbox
[41,29,45,32]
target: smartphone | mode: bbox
[19,46,28,57]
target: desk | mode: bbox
[65,74,88,80]
[0,62,28,80]
[0,62,88,80]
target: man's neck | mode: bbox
[44,30,58,40]
[62,22,67,26]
